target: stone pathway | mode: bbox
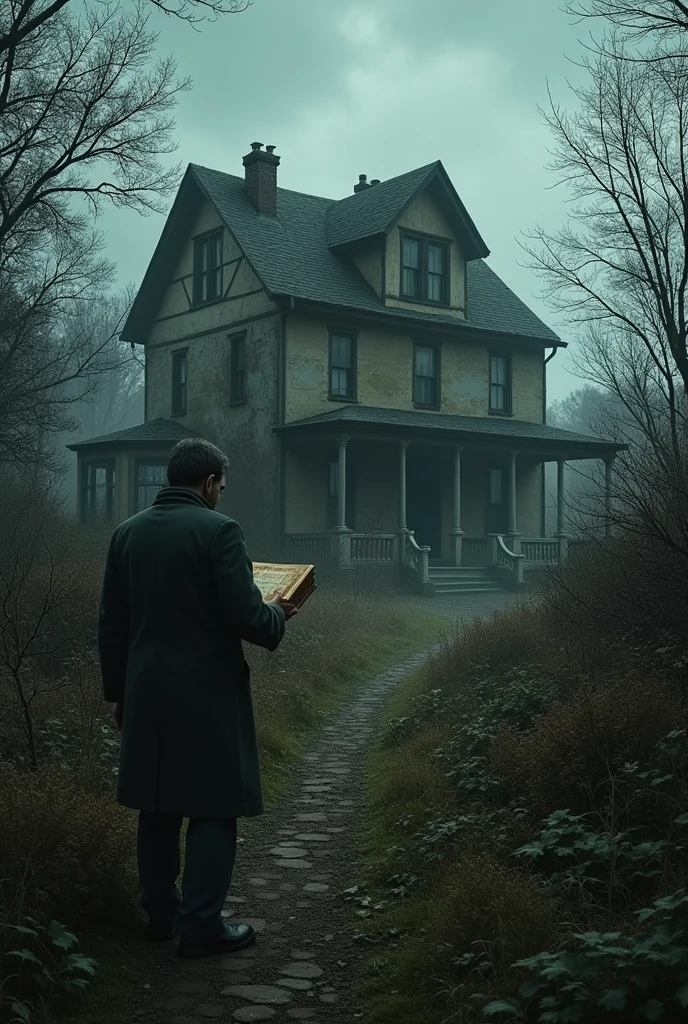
[130,593,513,1024]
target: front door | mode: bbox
[407,456,443,555]
[485,466,508,534]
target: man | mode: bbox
[97,437,297,958]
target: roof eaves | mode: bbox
[383,161,490,260]
[121,165,201,344]
[288,296,563,346]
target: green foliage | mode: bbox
[483,891,688,1022]
[515,809,674,901]
[1,917,97,1024]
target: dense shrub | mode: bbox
[493,673,686,817]
[0,763,136,927]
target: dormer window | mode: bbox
[401,232,449,306]
[193,231,223,306]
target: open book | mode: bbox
[253,562,316,609]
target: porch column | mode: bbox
[507,449,520,553]
[555,458,568,565]
[398,440,409,566]
[604,454,615,538]
[399,440,408,531]
[330,434,351,569]
[450,446,464,566]
[337,434,348,530]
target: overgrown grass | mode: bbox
[354,589,688,1024]
[7,586,442,1024]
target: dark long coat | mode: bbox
[97,487,285,819]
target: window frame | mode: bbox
[171,349,188,417]
[134,459,168,513]
[412,340,441,410]
[488,353,513,416]
[192,230,223,307]
[80,458,116,524]
[229,332,247,406]
[328,328,358,403]
[400,230,450,307]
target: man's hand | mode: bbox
[113,701,124,732]
[269,595,298,621]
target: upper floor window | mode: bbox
[229,333,246,404]
[413,343,440,408]
[401,233,449,305]
[489,355,512,414]
[80,460,115,523]
[329,331,357,401]
[135,461,167,512]
[171,350,187,416]
[193,231,223,306]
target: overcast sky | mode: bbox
[108,0,595,402]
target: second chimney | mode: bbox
[243,142,280,216]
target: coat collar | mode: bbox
[152,487,212,511]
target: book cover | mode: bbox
[252,562,316,608]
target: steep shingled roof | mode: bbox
[67,418,200,451]
[190,164,560,345]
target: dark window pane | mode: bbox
[136,462,167,512]
[194,233,222,304]
[415,345,435,377]
[414,345,438,406]
[81,461,115,522]
[402,237,421,297]
[172,352,187,414]
[230,337,246,403]
[331,334,352,368]
[403,237,420,269]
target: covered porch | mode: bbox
[277,408,621,593]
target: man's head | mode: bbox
[167,438,229,510]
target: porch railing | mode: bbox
[491,534,525,588]
[462,537,490,566]
[405,531,430,585]
[351,533,397,564]
[521,538,560,565]
[285,533,331,561]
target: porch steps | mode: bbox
[427,565,508,595]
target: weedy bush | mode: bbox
[493,674,686,818]
[429,852,561,988]
[0,763,136,927]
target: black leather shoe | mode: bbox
[178,923,256,959]
[148,918,176,942]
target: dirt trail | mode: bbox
[127,594,514,1024]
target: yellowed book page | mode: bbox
[252,563,313,604]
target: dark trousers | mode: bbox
[137,811,238,937]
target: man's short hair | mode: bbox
[167,438,229,487]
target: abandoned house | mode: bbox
[68,144,620,593]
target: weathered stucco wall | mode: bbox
[284,315,544,424]
[145,199,277,349]
[146,315,282,553]
[385,191,466,316]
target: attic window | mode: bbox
[193,231,223,305]
[401,232,449,306]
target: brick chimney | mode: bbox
[353,174,370,194]
[243,142,280,215]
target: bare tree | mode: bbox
[0,274,133,470]
[0,481,82,768]
[565,0,688,37]
[527,40,688,556]
[0,2,186,469]
[525,43,688,413]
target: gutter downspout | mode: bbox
[542,346,559,536]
